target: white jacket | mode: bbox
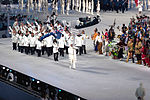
[29,36,36,47]
[75,35,82,47]
[18,35,24,46]
[12,33,19,43]
[42,39,47,47]
[68,46,77,61]
[53,43,59,53]
[20,26,26,35]
[14,25,20,32]
[13,21,18,27]
[64,33,70,46]
[28,27,33,32]
[62,31,66,35]
[23,36,29,47]
[46,17,50,23]
[36,40,42,50]
[59,37,65,48]
[45,35,54,47]
[35,21,40,32]
[82,34,89,45]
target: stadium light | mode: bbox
[32,78,35,81]
[6,68,9,71]
[37,80,40,83]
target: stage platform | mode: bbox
[0,38,150,100]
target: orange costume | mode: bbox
[92,32,98,40]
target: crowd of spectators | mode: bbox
[92,14,150,67]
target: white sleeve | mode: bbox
[27,21,31,26]
[9,26,13,32]
[35,21,39,26]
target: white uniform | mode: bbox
[75,35,82,47]
[18,35,24,46]
[24,25,28,30]
[47,25,52,30]
[14,25,20,33]
[29,36,36,47]
[45,35,54,47]
[12,33,19,43]
[53,43,59,53]
[64,33,70,47]
[23,36,29,47]
[59,37,65,48]
[57,24,62,30]
[28,26,33,32]
[35,21,40,32]
[62,30,66,35]
[68,46,77,69]
[41,39,46,47]
[82,34,89,45]
[53,42,59,61]
[46,17,50,23]
[32,25,36,31]
[54,23,58,28]
[36,40,42,50]
[20,26,26,35]
[13,21,18,27]
[68,36,74,46]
